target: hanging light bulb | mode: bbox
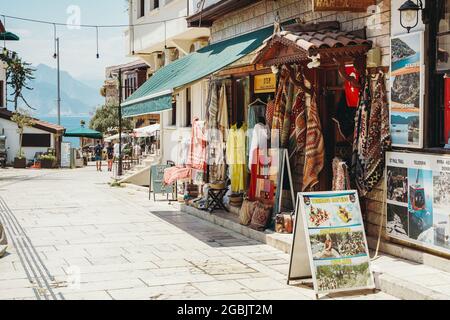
[96,26,100,59]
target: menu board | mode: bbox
[288,191,374,295]
[386,152,450,255]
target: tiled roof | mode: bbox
[253,29,372,66]
[0,108,65,134]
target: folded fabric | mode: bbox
[163,166,191,185]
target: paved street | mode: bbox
[0,165,395,300]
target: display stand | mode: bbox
[287,190,375,299]
[149,165,176,202]
[275,148,296,213]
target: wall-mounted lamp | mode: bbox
[399,0,423,33]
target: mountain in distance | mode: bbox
[17,64,103,117]
[391,38,416,63]
[391,114,419,125]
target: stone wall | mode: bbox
[211,0,392,242]
[211,0,391,66]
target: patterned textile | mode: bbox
[271,68,290,147]
[266,99,275,129]
[217,83,229,142]
[303,93,325,191]
[249,201,272,231]
[288,89,306,155]
[207,82,218,129]
[332,157,351,191]
[280,82,296,148]
[352,74,391,196]
[188,118,207,173]
[249,123,269,170]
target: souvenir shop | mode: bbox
[162,20,391,235]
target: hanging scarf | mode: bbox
[352,73,391,196]
[332,157,351,191]
[303,93,325,191]
[217,83,229,142]
[271,68,289,147]
[289,89,306,155]
[266,99,275,129]
[280,82,295,148]
[207,82,218,129]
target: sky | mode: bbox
[0,0,134,88]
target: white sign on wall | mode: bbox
[386,152,450,255]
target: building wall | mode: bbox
[209,0,393,242]
[0,118,55,164]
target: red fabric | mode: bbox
[344,65,360,108]
[163,166,191,185]
[249,148,259,201]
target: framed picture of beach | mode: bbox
[390,31,424,149]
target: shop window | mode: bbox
[429,0,450,147]
[22,134,51,147]
[186,87,192,127]
[232,77,250,125]
[151,0,159,10]
[139,0,145,18]
[171,96,177,126]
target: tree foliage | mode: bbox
[89,104,133,134]
[11,109,35,158]
[0,51,35,110]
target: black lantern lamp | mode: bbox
[399,0,423,33]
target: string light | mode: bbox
[0,13,189,59]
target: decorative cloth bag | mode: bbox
[249,202,272,231]
[239,200,255,226]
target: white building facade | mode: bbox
[125,0,211,163]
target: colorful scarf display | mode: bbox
[352,73,391,196]
[266,99,275,129]
[303,93,325,191]
[288,89,306,155]
[271,68,290,147]
[207,82,218,129]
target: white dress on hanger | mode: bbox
[249,122,269,170]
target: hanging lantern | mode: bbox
[398,0,423,33]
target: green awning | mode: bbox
[64,126,103,139]
[0,32,20,41]
[122,26,274,118]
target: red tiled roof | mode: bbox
[0,108,65,134]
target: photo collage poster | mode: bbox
[298,191,374,294]
[386,152,450,255]
[390,31,424,148]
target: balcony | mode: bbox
[126,0,210,60]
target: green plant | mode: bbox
[0,52,35,110]
[39,154,56,161]
[11,109,35,159]
[89,104,133,134]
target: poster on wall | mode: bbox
[390,31,424,148]
[288,191,374,295]
[386,152,450,255]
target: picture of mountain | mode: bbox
[391,38,416,63]
[12,64,102,116]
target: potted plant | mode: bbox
[39,154,56,169]
[11,110,35,169]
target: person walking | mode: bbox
[94,140,103,172]
[106,142,114,172]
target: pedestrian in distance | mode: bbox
[94,140,103,172]
[106,142,114,172]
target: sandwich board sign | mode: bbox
[149,165,176,201]
[287,190,374,297]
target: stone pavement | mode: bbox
[0,165,395,300]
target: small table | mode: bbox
[206,188,229,213]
